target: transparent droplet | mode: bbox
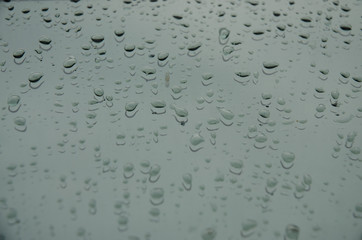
[150,187,164,206]
[284,224,300,240]
[281,151,295,169]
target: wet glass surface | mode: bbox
[0,0,362,239]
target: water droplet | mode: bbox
[63,56,78,74]
[182,173,192,191]
[149,207,160,222]
[125,101,139,118]
[150,187,164,205]
[14,117,27,132]
[218,107,234,126]
[118,214,128,231]
[149,164,161,183]
[240,219,257,237]
[39,36,52,50]
[219,27,230,45]
[265,177,278,195]
[157,51,169,67]
[353,203,362,219]
[189,133,205,152]
[284,224,300,240]
[262,61,279,75]
[229,160,243,175]
[7,208,19,225]
[88,199,97,215]
[28,72,44,89]
[7,95,21,113]
[123,163,134,179]
[201,227,217,240]
[281,151,295,169]
[187,42,202,57]
[13,49,26,64]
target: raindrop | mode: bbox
[149,164,161,183]
[222,45,234,62]
[201,227,217,240]
[303,174,312,191]
[315,104,326,119]
[187,42,202,57]
[123,163,134,179]
[254,133,268,149]
[114,29,125,42]
[149,207,160,222]
[88,199,97,215]
[189,132,205,152]
[141,66,156,81]
[240,219,257,237]
[262,61,279,75]
[7,208,19,225]
[13,49,26,64]
[7,95,21,113]
[281,151,295,169]
[206,118,220,131]
[234,71,251,85]
[219,27,230,45]
[118,214,128,231]
[28,72,44,89]
[124,44,136,58]
[125,101,139,118]
[265,177,278,195]
[91,34,105,48]
[229,160,243,175]
[116,133,126,146]
[171,105,188,125]
[218,107,234,126]
[39,36,52,50]
[353,203,362,219]
[157,51,169,67]
[182,173,192,191]
[140,160,151,174]
[150,187,164,206]
[201,73,214,86]
[14,117,27,132]
[150,100,166,114]
[284,224,300,240]
[63,56,77,74]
